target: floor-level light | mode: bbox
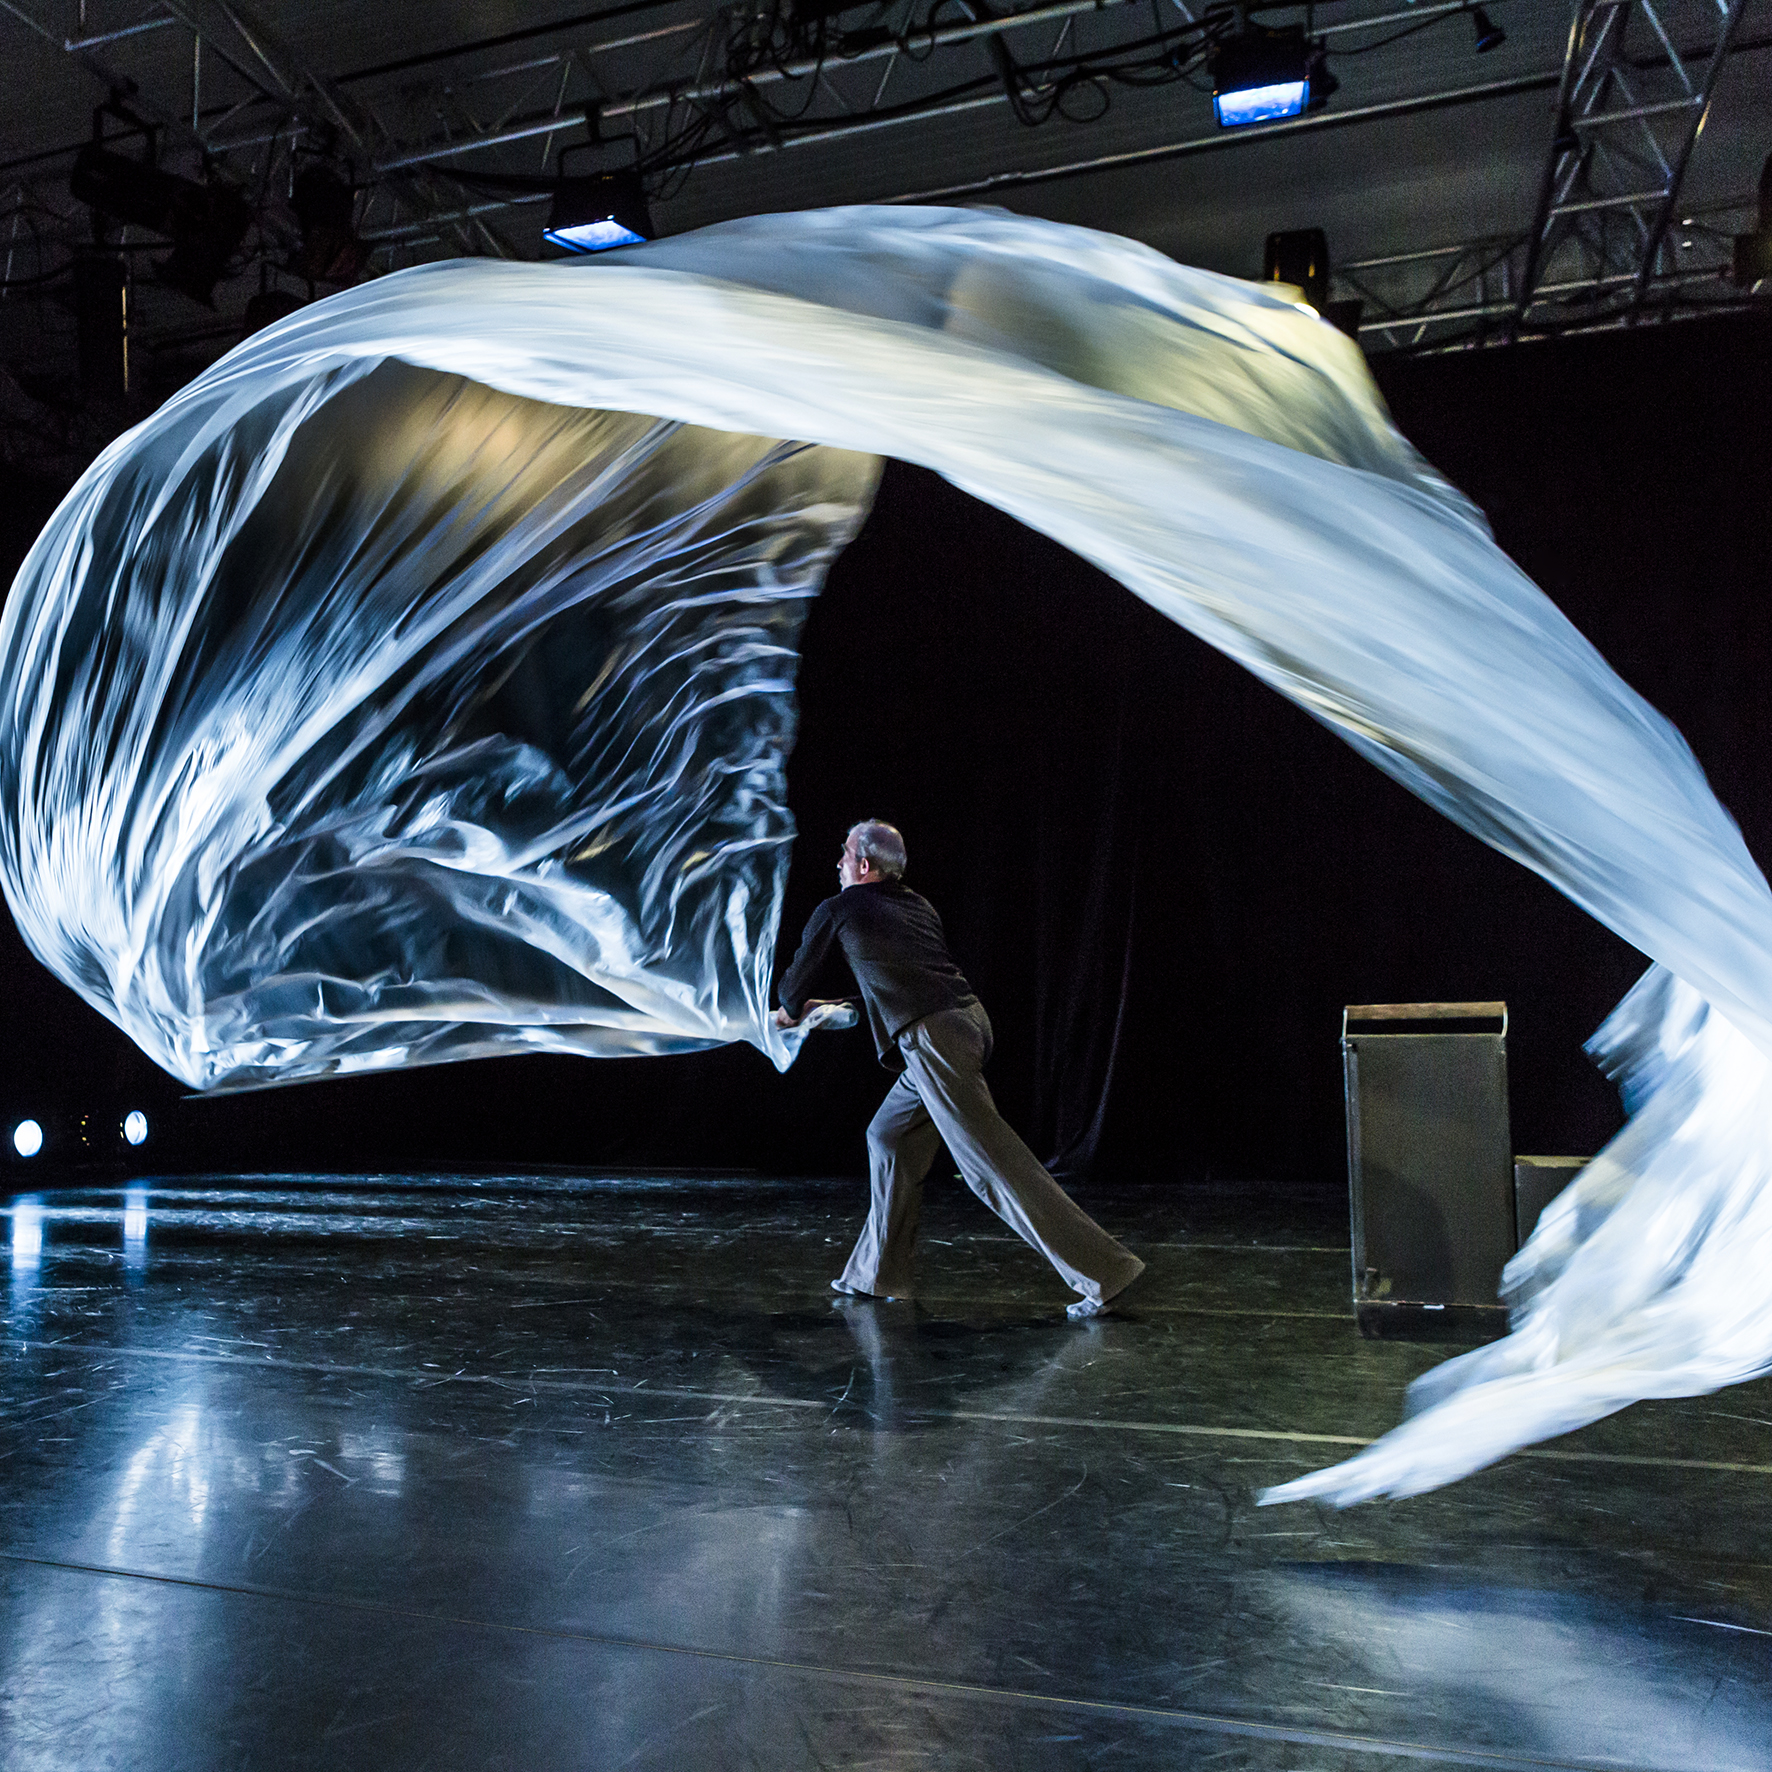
[12,1120,43,1159]
[122,1110,149,1147]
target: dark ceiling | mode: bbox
[0,0,1767,426]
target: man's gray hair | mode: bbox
[850,820,907,880]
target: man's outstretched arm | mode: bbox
[774,899,840,1026]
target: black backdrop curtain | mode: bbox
[0,311,1766,1187]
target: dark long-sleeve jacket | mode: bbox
[777,879,977,1068]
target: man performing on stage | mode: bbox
[773,820,1145,1318]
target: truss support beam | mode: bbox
[1513,0,1750,334]
[156,0,385,158]
[1337,187,1763,355]
[1627,0,1748,307]
[154,0,515,257]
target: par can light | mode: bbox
[1212,25,1317,128]
[122,1110,149,1147]
[12,1120,43,1158]
[544,171,653,254]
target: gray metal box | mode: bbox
[1343,1002,1514,1339]
[1513,1154,1587,1246]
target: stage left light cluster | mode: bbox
[7,1110,152,1161]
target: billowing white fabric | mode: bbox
[3,205,1769,1499]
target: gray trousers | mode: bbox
[837,1000,1145,1304]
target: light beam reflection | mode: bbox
[8,1195,43,1277]
[337,1428,405,1496]
[123,1185,149,1273]
[1269,1563,1772,1770]
[105,1400,213,1567]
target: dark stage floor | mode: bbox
[1,1172,1769,1771]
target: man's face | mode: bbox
[838,830,866,889]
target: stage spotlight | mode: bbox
[1732,154,1772,292]
[12,1120,43,1158]
[71,143,251,306]
[243,288,303,336]
[122,1110,149,1147]
[71,142,177,230]
[290,165,366,284]
[543,170,652,253]
[1212,25,1320,128]
[73,252,129,399]
[158,187,253,306]
[1468,6,1505,54]
[1264,227,1331,312]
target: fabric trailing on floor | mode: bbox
[3,205,1770,1498]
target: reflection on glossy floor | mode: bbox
[2,1174,1769,1771]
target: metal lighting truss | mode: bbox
[353,0,1514,242]
[0,0,536,300]
[1518,0,1747,322]
[1333,0,1762,352]
[1,0,1763,367]
[0,1,1569,271]
[4,0,1223,262]
[376,0,1169,171]
[358,0,1226,245]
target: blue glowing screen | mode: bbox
[543,219,648,253]
[1214,79,1308,127]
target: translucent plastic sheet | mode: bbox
[0,369,879,1084]
[5,205,1772,1497]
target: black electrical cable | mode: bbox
[981,13,1219,128]
[637,31,1204,162]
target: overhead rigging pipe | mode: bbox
[374,0,1512,172]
